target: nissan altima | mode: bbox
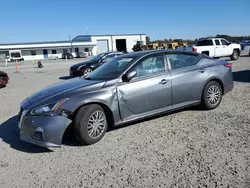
[18,50,233,147]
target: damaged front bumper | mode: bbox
[19,111,72,147]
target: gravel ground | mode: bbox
[0,55,249,188]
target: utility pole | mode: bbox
[68,36,73,53]
[85,26,88,35]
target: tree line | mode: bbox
[146,34,250,45]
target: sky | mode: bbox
[0,0,249,43]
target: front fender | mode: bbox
[62,87,121,123]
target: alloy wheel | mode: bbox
[207,85,221,106]
[87,111,106,138]
[233,52,238,59]
[83,68,92,76]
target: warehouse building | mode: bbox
[0,34,146,61]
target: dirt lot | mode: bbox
[0,55,249,188]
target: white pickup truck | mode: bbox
[187,38,241,60]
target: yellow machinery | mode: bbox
[158,42,168,49]
[182,42,188,47]
[173,39,188,48]
[168,42,179,49]
[132,41,148,51]
[148,42,159,50]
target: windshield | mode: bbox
[85,56,138,80]
[11,52,21,58]
[90,53,107,61]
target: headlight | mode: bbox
[29,98,68,116]
[77,66,83,71]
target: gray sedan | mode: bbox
[18,50,233,147]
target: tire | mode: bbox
[74,104,108,145]
[230,50,239,60]
[82,68,93,76]
[201,81,223,110]
[249,52,250,56]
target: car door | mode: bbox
[214,39,224,57]
[117,53,172,120]
[166,53,210,106]
[220,39,232,56]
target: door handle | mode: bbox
[159,79,169,84]
[198,69,205,73]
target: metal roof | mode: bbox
[0,34,146,46]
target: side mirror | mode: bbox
[122,69,137,82]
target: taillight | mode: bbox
[224,63,232,68]
[192,47,197,52]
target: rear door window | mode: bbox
[167,54,200,70]
[196,40,213,46]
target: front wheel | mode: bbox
[201,81,223,110]
[230,50,239,60]
[82,68,93,76]
[74,104,108,145]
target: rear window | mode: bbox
[196,40,213,46]
[167,54,200,70]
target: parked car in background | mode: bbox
[6,50,24,62]
[0,71,9,88]
[62,52,73,59]
[70,52,123,77]
[190,38,241,60]
[76,52,88,58]
[18,50,234,147]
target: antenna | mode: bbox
[85,26,88,35]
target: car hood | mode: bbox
[71,60,97,68]
[0,71,8,76]
[21,77,105,110]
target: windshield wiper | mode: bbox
[84,76,93,80]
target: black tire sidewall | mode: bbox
[231,50,239,60]
[74,104,108,145]
[82,68,92,76]
[202,81,222,110]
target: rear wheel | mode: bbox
[74,104,108,145]
[201,81,222,110]
[230,50,239,60]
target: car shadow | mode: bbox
[59,76,74,80]
[233,70,250,83]
[62,105,202,147]
[107,105,202,132]
[0,116,52,153]
[240,54,250,57]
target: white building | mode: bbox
[0,34,146,61]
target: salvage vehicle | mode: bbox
[76,52,88,58]
[70,52,123,77]
[6,50,24,62]
[192,38,241,60]
[0,71,9,88]
[62,52,73,59]
[18,50,234,147]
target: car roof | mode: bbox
[119,49,201,58]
